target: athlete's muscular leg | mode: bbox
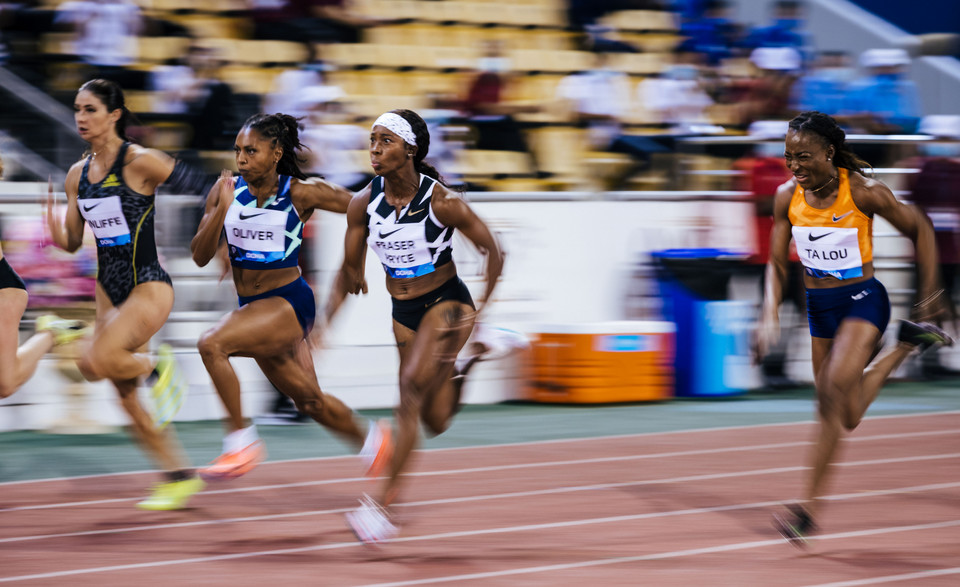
[381,301,474,506]
[0,288,54,397]
[257,340,365,446]
[804,320,881,518]
[77,283,172,382]
[419,303,475,436]
[115,373,188,472]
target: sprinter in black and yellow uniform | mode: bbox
[759,111,953,546]
[45,79,203,510]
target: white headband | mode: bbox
[372,113,417,146]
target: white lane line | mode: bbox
[353,521,960,587]
[803,568,960,587]
[3,410,956,487]
[1,448,957,545]
[2,509,958,584]
[2,428,955,513]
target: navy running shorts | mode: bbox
[805,277,890,339]
[238,276,316,336]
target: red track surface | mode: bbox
[1,412,958,586]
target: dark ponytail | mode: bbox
[392,109,450,188]
[789,111,872,174]
[242,113,308,180]
[78,78,138,145]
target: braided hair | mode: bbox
[391,109,450,187]
[242,113,308,180]
[77,79,138,152]
[789,111,872,173]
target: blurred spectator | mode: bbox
[790,50,854,117]
[248,0,397,44]
[54,0,141,69]
[638,48,715,132]
[906,115,960,377]
[150,44,237,150]
[263,44,333,120]
[298,87,373,191]
[679,0,742,66]
[727,47,801,128]
[843,48,921,134]
[459,40,537,154]
[556,51,632,151]
[743,0,810,55]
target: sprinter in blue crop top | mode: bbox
[191,113,392,483]
[334,109,505,545]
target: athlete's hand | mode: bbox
[216,169,235,209]
[755,311,781,363]
[44,176,66,249]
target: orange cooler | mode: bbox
[524,321,675,404]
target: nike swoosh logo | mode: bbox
[379,226,404,238]
[406,208,424,217]
[809,232,833,241]
[238,210,267,221]
[82,202,101,212]
[832,211,852,222]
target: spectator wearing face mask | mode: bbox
[843,48,921,134]
[790,50,854,117]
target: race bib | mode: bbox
[79,195,130,247]
[792,226,863,280]
[224,204,288,264]
[368,223,435,278]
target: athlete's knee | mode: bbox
[0,379,15,399]
[842,413,861,432]
[197,329,225,361]
[78,346,109,380]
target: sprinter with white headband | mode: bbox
[333,109,505,544]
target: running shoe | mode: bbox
[897,320,954,352]
[773,504,817,548]
[470,323,530,361]
[136,476,205,511]
[360,419,393,478]
[198,440,266,481]
[148,344,186,429]
[35,314,89,346]
[345,493,398,545]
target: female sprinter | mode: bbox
[336,109,504,544]
[45,78,203,510]
[190,113,391,482]
[759,111,952,546]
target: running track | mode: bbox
[1,411,958,586]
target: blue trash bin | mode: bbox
[651,248,750,398]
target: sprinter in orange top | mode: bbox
[759,111,953,547]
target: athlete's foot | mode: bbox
[468,323,530,362]
[898,320,954,352]
[136,476,205,511]
[360,419,394,478]
[36,315,89,346]
[345,493,398,546]
[773,504,817,548]
[199,440,266,481]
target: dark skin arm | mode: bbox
[191,170,234,267]
[758,180,796,357]
[848,173,946,322]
